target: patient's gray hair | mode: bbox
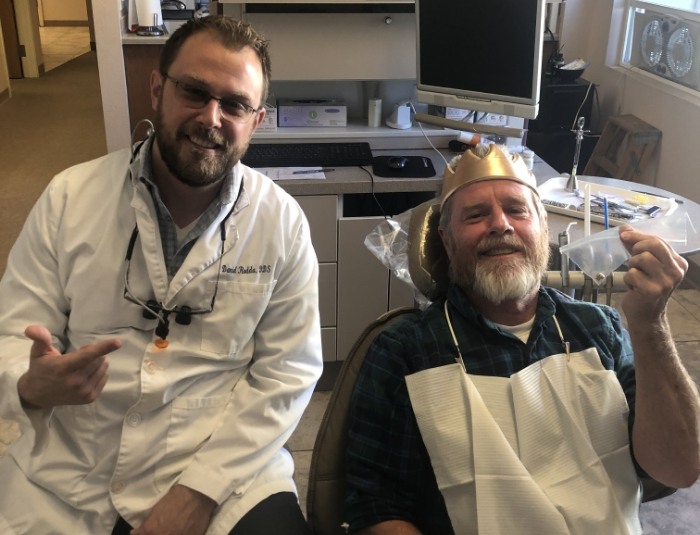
[438,169,545,241]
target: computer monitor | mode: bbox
[415,0,546,121]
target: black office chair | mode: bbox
[306,306,419,535]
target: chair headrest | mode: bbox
[407,199,450,301]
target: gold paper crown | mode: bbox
[440,144,539,207]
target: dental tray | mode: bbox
[538,176,678,225]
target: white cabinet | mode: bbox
[296,195,339,263]
[221,2,416,81]
[337,216,413,361]
[245,12,415,81]
[295,195,339,362]
[295,195,415,362]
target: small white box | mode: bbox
[258,102,277,132]
[479,113,508,126]
[427,106,508,126]
[428,105,473,121]
[278,99,347,127]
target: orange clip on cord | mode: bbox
[154,315,170,349]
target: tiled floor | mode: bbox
[288,390,332,513]
[39,25,91,72]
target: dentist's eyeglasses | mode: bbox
[162,73,260,123]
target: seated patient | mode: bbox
[345,144,700,534]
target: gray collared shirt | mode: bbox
[129,135,240,278]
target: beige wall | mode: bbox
[560,0,700,204]
[40,0,88,23]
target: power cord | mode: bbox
[568,81,601,143]
[357,165,389,220]
[129,118,154,163]
[590,84,601,135]
[408,100,451,170]
[569,81,595,132]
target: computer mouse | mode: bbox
[387,156,408,169]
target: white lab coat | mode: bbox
[0,146,323,534]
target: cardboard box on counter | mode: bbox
[278,99,347,127]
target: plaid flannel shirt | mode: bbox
[345,284,638,534]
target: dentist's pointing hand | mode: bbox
[17,325,122,409]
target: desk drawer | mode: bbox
[321,327,337,362]
[295,195,339,263]
[319,263,337,327]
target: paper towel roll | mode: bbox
[136,0,162,27]
[368,98,382,128]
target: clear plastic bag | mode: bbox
[364,212,412,285]
[364,208,433,308]
[559,210,692,284]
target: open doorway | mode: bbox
[1,0,93,80]
[39,26,90,71]
[37,0,92,72]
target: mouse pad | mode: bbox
[372,156,436,178]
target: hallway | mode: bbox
[39,25,91,72]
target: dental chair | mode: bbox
[305,199,675,535]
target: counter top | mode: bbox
[122,33,170,45]
[275,148,560,196]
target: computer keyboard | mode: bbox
[242,142,373,168]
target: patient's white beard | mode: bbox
[448,231,550,305]
[472,258,542,305]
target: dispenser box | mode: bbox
[428,105,507,126]
[429,105,471,121]
[278,99,347,127]
[258,102,278,132]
